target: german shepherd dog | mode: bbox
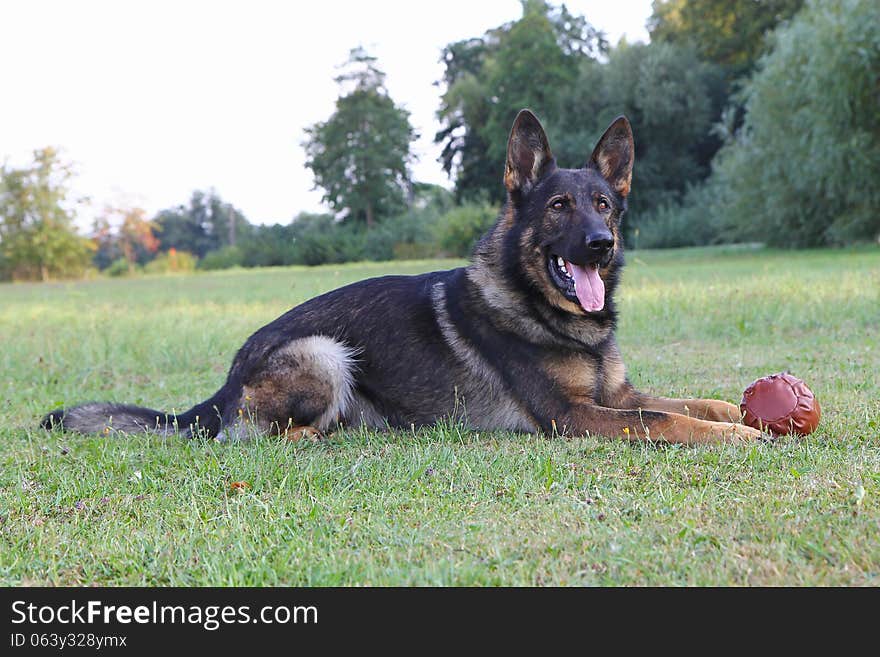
[42,110,762,444]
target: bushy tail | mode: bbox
[40,392,227,439]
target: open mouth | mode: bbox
[547,254,605,313]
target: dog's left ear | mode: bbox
[588,116,634,198]
[504,109,555,198]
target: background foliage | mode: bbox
[0,148,94,281]
[0,0,877,281]
[702,0,880,247]
[303,48,416,228]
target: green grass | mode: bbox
[1,247,878,586]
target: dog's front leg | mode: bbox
[550,404,761,445]
[602,380,743,423]
[628,396,743,423]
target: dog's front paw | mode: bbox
[701,400,744,423]
[284,425,324,442]
[710,421,763,443]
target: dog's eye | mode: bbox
[597,197,610,211]
[550,198,567,210]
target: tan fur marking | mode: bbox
[286,425,322,442]
[559,407,761,445]
[637,397,743,422]
[602,352,627,399]
[626,413,760,444]
[546,354,598,399]
[596,153,631,197]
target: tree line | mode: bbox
[1,0,877,281]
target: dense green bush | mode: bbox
[236,224,298,267]
[105,257,134,277]
[360,211,428,262]
[198,246,244,270]
[219,186,459,269]
[432,201,499,257]
[634,183,722,249]
[706,0,880,247]
[144,249,198,274]
[271,213,362,266]
[190,197,499,269]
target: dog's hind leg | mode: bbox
[228,335,359,440]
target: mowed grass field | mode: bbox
[1,246,878,586]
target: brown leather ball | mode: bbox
[740,372,821,436]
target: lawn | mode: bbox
[0,246,878,585]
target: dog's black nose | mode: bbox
[586,231,614,253]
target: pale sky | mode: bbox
[0,0,653,228]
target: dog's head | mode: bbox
[503,109,634,317]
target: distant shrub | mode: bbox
[635,183,722,249]
[289,214,366,266]
[706,0,880,246]
[238,224,300,267]
[433,201,499,257]
[199,246,243,270]
[363,210,439,261]
[105,257,135,277]
[144,248,197,274]
[391,241,438,260]
[203,193,487,269]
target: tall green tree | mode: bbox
[0,148,94,281]
[706,0,880,247]
[482,2,581,179]
[154,189,249,257]
[435,0,606,203]
[596,41,724,222]
[648,0,804,81]
[435,35,499,203]
[435,1,722,230]
[303,48,416,227]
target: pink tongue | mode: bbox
[566,260,604,312]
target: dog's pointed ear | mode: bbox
[504,109,555,198]
[588,116,634,198]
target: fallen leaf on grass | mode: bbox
[854,484,866,507]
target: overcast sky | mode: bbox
[0,0,653,228]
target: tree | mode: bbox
[0,148,94,281]
[154,189,249,257]
[596,41,725,223]
[93,205,160,271]
[435,0,722,230]
[648,0,804,81]
[435,35,499,203]
[435,0,606,203]
[705,0,880,246]
[303,48,416,227]
[481,1,581,181]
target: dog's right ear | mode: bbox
[504,109,555,199]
